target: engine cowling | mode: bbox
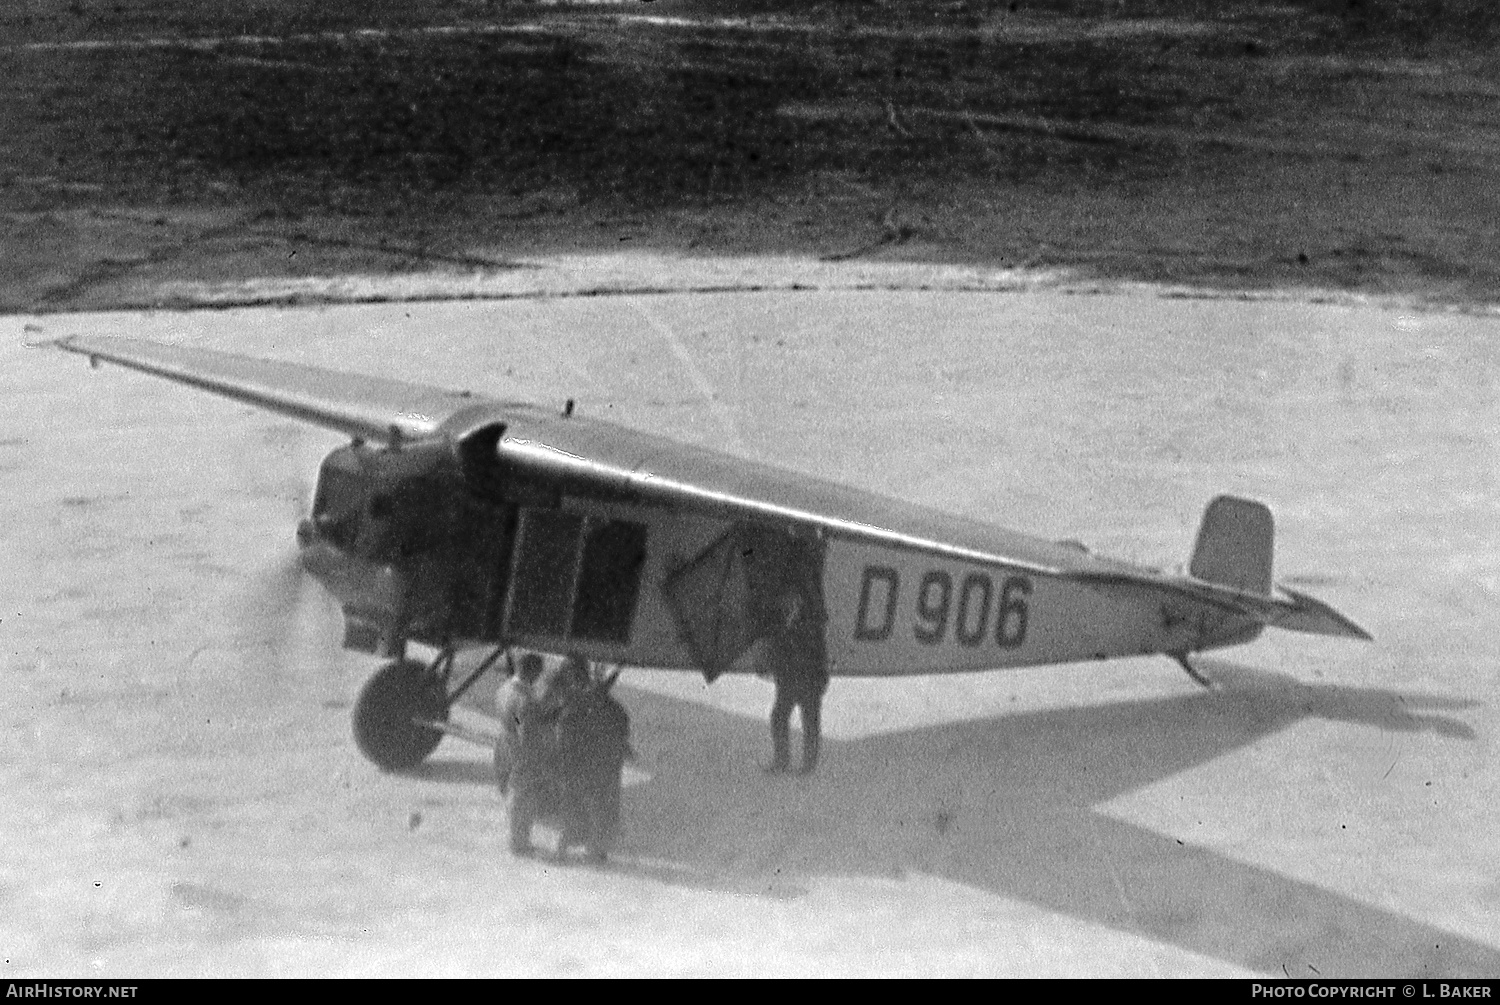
[297,438,459,655]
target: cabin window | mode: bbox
[507,510,584,637]
[571,520,648,643]
[504,509,647,646]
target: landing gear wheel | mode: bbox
[352,659,449,771]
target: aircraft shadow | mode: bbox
[609,661,1496,977]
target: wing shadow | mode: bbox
[610,660,1496,977]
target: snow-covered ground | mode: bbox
[3,263,1496,976]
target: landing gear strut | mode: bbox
[1172,652,1213,688]
[351,644,511,772]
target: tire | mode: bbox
[352,659,448,771]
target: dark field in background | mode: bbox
[4,0,1499,309]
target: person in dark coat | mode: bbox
[738,525,830,776]
[555,668,632,863]
[763,589,830,775]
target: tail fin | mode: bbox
[1070,495,1369,642]
[1190,495,1274,596]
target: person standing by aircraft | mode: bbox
[498,652,550,856]
[555,661,632,863]
[762,557,830,776]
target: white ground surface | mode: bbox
[2,263,1498,976]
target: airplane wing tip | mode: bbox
[23,334,75,351]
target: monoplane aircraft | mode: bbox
[49,335,1370,771]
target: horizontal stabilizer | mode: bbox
[1070,569,1372,641]
[1256,583,1374,640]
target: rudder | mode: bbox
[1189,496,1273,596]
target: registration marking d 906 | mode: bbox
[854,565,1030,648]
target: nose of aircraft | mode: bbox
[296,518,340,581]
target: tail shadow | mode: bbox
[610,659,1494,977]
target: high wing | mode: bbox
[49,334,501,445]
[48,334,1369,642]
[48,334,1097,576]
